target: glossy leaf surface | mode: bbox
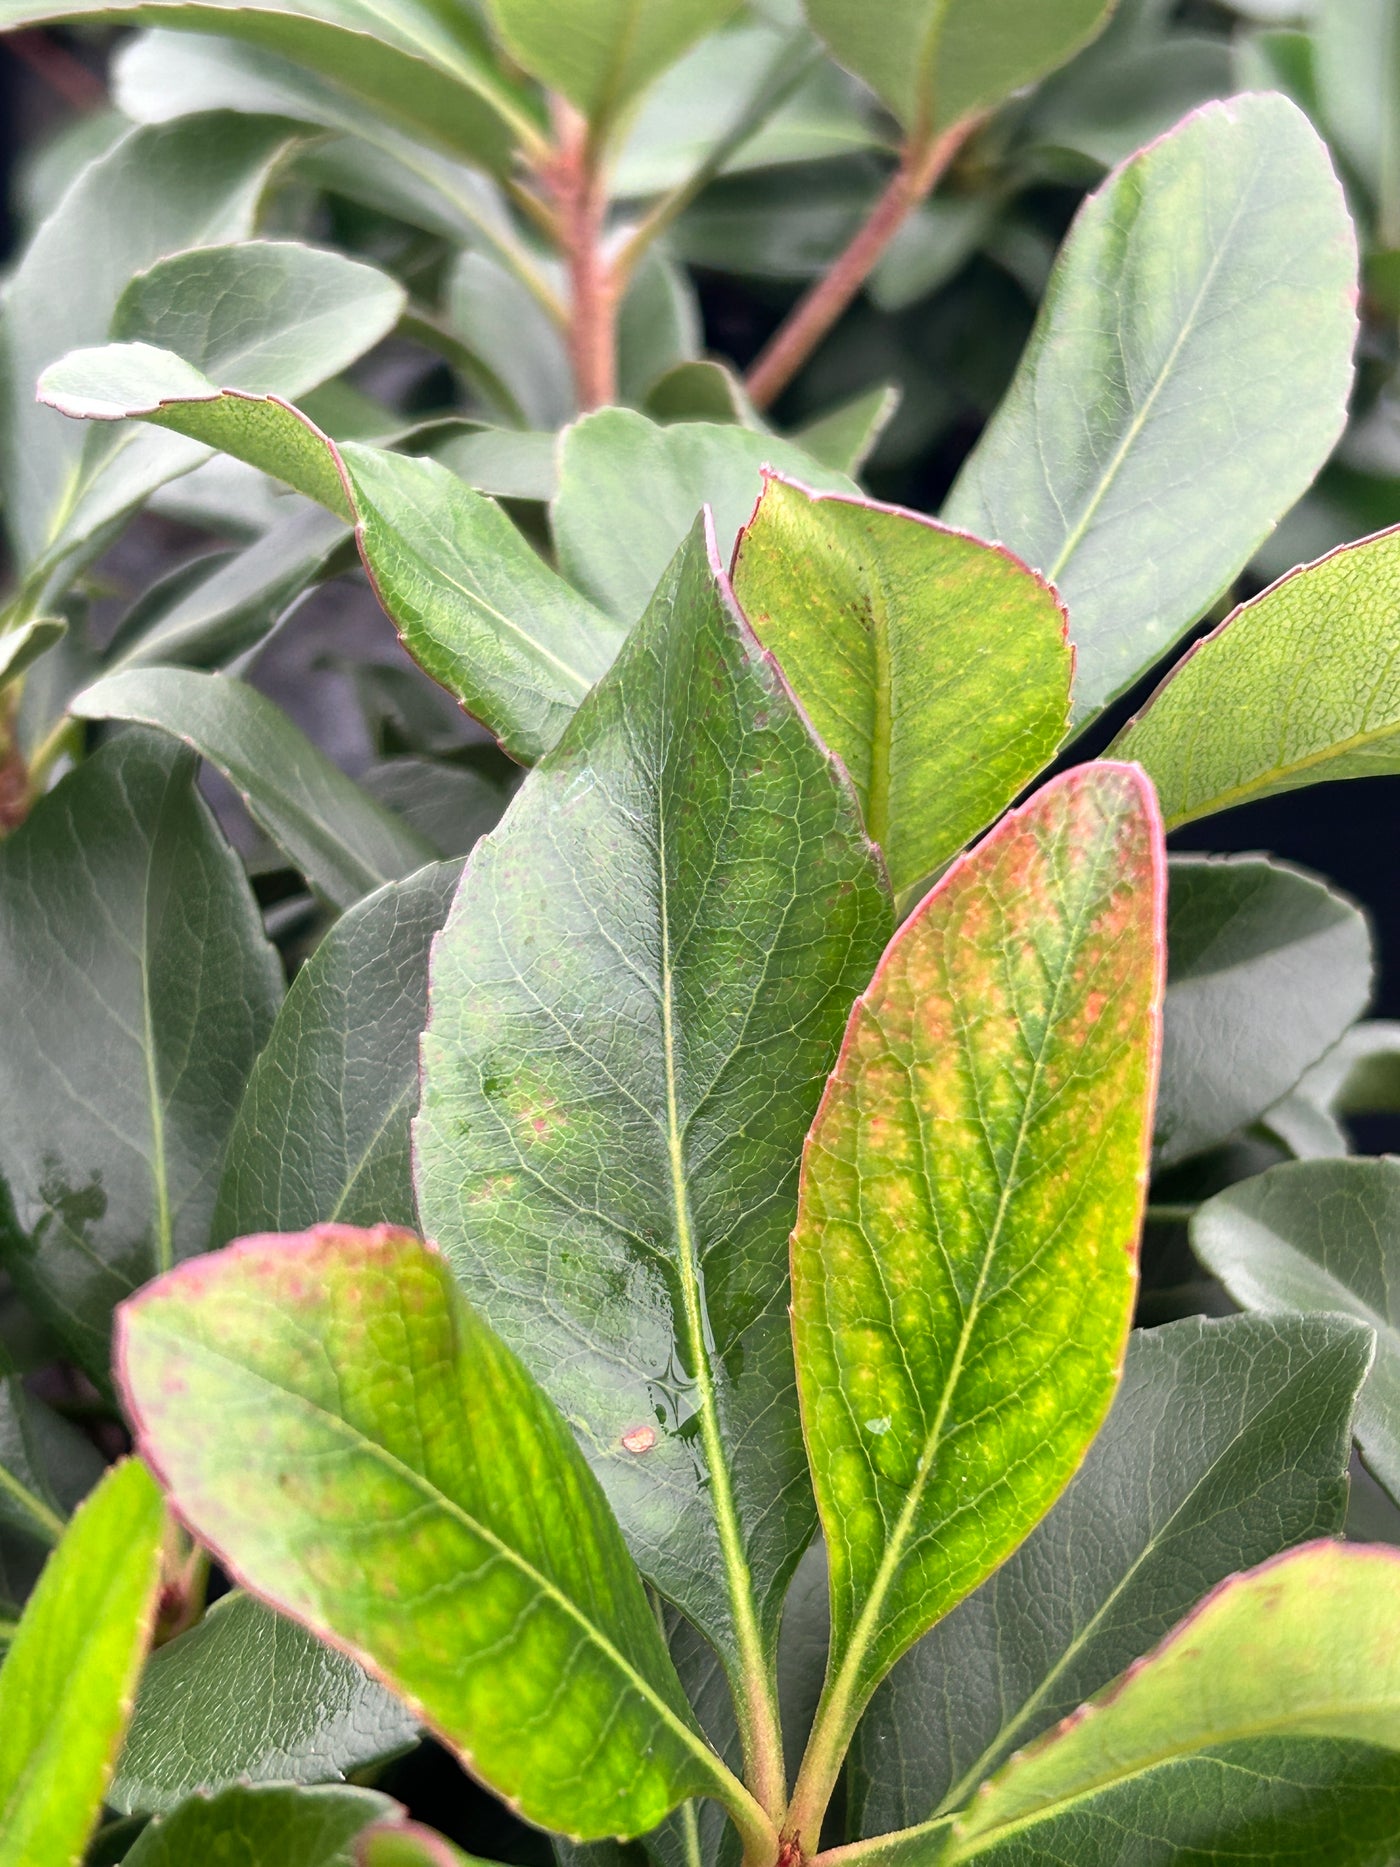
[118,1225,746,1843]
[484,0,739,128]
[731,475,1071,902]
[71,670,435,910]
[791,763,1164,1769]
[921,1543,1400,1864]
[342,445,625,763]
[0,0,536,169]
[0,734,282,1376]
[120,1782,398,1867]
[415,519,891,1682]
[805,0,1115,136]
[0,1460,165,1867]
[1195,1158,1400,1504]
[113,1592,418,1813]
[552,408,855,624]
[1156,856,1372,1167]
[214,861,461,1241]
[946,94,1357,722]
[1114,528,1400,827]
[851,1312,1373,1834]
[2,115,287,577]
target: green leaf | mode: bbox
[905,1543,1400,1865]
[1194,1158,1400,1507]
[71,670,436,910]
[341,445,625,764]
[850,1312,1374,1836]
[0,1343,105,1549]
[552,407,856,625]
[117,1225,760,1845]
[791,385,899,475]
[787,762,1164,1828]
[361,759,510,858]
[214,861,462,1241]
[103,505,350,674]
[120,1782,399,1867]
[945,94,1358,724]
[112,1593,417,1814]
[643,360,761,428]
[1314,0,1400,240]
[483,0,740,131]
[0,619,67,691]
[113,240,406,391]
[356,1825,485,1867]
[804,0,1116,138]
[38,345,356,519]
[0,1459,165,1867]
[1112,528,1400,828]
[730,475,1071,903]
[2,114,290,579]
[0,0,538,170]
[414,520,890,1704]
[1156,856,1372,1168]
[0,733,282,1378]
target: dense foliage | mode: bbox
[1,2,1400,1864]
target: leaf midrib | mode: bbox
[825,846,1103,1730]
[947,1695,1400,1858]
[1044,157,1253,591]
[933,1337,1350,1815]
[1161,712,1400,830]
[154,1317,729,1792]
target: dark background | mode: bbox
[2,30,1397,1020]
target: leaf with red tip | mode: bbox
[731,475,1072,906]
[788,764,1165,1822]
[116,1224,758,1846]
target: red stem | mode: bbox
[545,98,617,410]
[745,119,975,411]
[7,30,106,110]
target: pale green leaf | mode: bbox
[946,94,1358,723]
[71,669,435,909]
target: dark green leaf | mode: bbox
[1156,856,1372,1168]
[414,519,891,1699]
[214,861,461,1241]
[112,1592,417,1815]
[0,733,282,1377]
[946,94,1358,723]
[0,1342,105,1548]
[120,1782,399,1867]
[791,385,899,473]
[118,1226,763,1845]
[851,1312,1374,1835]
[1194,1158,1400,1506]
[0,619,67,691]
[71,670,436,910]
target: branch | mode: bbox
[542,98,617,410]
[745,117,977,411]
